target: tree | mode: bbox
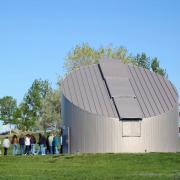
[0,96,17,124]
[64,43,131,72]
[64,43,98,72]
[111,47,131,63]
[14,79,52,131]
[132,53,151,70]
[64,43,167,77]
[151,57,167,77]
[40,88,61,130]
[25,79,50,115]
[40,77,62,130]
[13,103,36,131]
[14,78,61,131]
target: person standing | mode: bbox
[53,133,60,155]
[48,132,54,155]
[38,133,46,155]
[25,134,31,155]
[60,129,63,154]
[30,134,36,155]
[2,137,10,156]
[19,134,25,155]
[11,135,18,156]
[46,134,50,154]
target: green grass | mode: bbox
[0,153,180,180]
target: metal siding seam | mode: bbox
[83,67,98,114]
[165,80,177,103]
[151,72,169,111]
[81,112,85,153]
[143,69,162,114]
[139,68,159,115]
[110,118,113,152]
[97,64,117,117]
[104,117,107,152]
[169,81,178,97]
[77,107,81,152]
[128,77,145,117]
[98,116,101,152]
[65,75,73,102]
[69,73,80,107]
[100,85,115,117]
[112,98,122,119]
[106,117,109,152]
[100,117,104,152]
[88,66,103,115]
[93,66,111,117]
[76,70,90,112]
[92,65,110,116]
[83,111,87,152]
[153,74,172,110]
[110,100,118,118]
[71,104,75,152]
[128,66,146,117]
[156,75,174,108]
[101,79,116,117]
[129,66,149,117]
[67,74,78,105]
[79,68,93,113]
[92,66,107,115]
[93,116,96,153]
[74,71,86,110]
[95,116,99,152]
[145,69,165,113]
[134,66,154,116]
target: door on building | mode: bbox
[62,127,70,154]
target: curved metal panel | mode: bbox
[62,61,178,119]
[61,94,179,153]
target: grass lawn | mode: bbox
[0,153,180,180]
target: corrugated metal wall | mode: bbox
[61,60,179,153]
[62,94,179,153]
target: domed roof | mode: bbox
[61,60,178,119]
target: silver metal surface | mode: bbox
[61,60,179,153]
[62,94,179,153]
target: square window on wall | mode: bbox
[122,120,141,137]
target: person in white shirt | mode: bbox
[48,132,54,154]
[2,137,10,156]
[25,134,31,155]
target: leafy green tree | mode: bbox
[64,43,98,72]
[151,57,167,77]
[13,79,61,131]
[111,47,131,63]
[65,43,167,77]
[41,88,61,130]
[14,79,52,130]
[64,43,131,72]
[151,57,159,72]
[24,79,50,116]
[97,46,131,63]
[13,103,36,131]
[0,96,17,124]
[41,77,62,130]
[132,53,151,70]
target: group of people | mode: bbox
[1,131,62,156]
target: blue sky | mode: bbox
[0,0,179,104]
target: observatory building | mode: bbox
[61,60,179,153]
